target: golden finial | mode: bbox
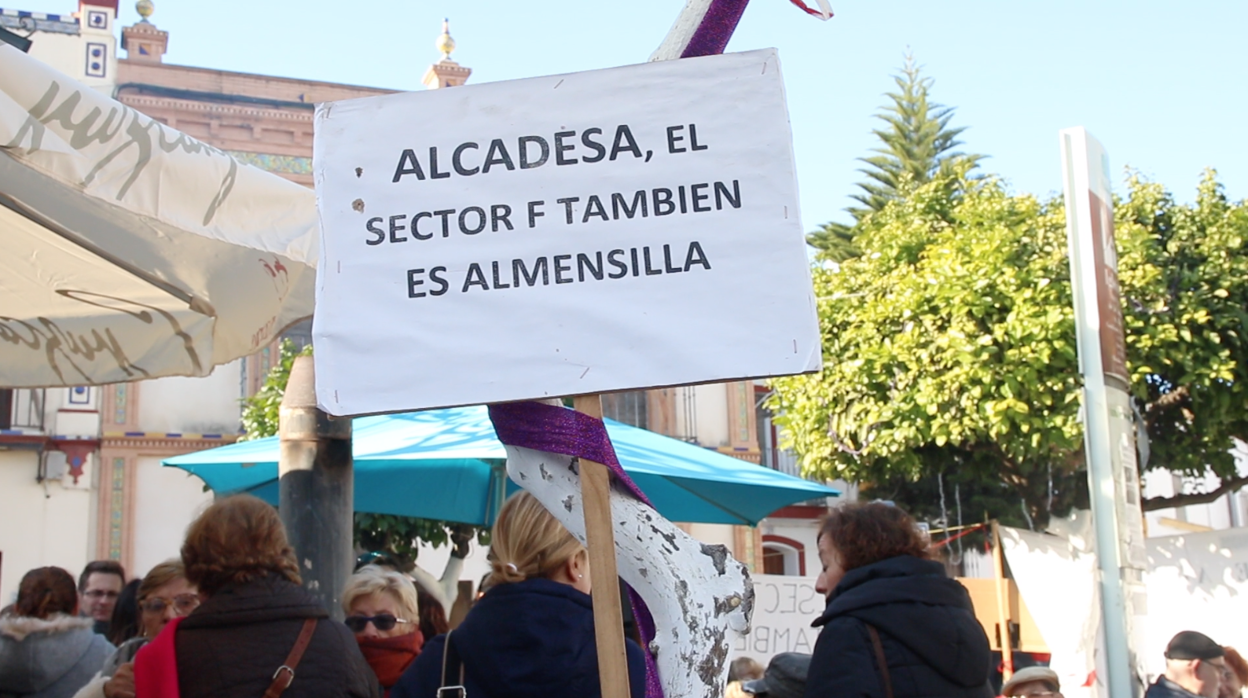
[435,18,455,61]
[135,0,154,20]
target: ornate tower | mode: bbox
[121,0,167,63]
[422,19,471,89]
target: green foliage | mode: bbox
[808,54,983,256]
[354,514,489,573]
[772,168,1248,527]
[240,339,309,441]
[239,340,486,568]
[1117,170,1248,498]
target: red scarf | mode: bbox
[357,630,424,691]
[133,616,184,698]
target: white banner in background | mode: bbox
[312,49,820,415]
[1001,526,1100,698]
[1003,523,1248,696]
[1142,528,1248,677]
[731,574,824,661]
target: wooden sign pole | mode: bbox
[573,394,632,698]
[991,520,1014,683]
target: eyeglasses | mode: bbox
[1015,693,1060,698]
[83,590,120,600]
[344,614,408,633]
[140,594,200,615]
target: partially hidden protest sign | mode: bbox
[312,49,819,416]
[731,574,824,660]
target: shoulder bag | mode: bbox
[865,622,894,698]
[438,630,467,698]
[262,618,318,698]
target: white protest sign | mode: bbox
[312,49,819,415]
[731,574,824,660]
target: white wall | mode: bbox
[137,361,243,435]
[690,384,729,448]
[0,451,94,607]
[129,456,213,578]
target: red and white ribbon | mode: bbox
[790,0,834,20]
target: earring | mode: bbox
[577,574,584,579]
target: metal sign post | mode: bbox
[1060,127,1147,698]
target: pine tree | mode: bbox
[808,54,983,256]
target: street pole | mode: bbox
[279,355,353,619]
[1061,127,1146,698]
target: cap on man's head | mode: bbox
[1165,631,1224,661]
[742,653,810,698]
[1001,666,1060,696]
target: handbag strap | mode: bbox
[438,630,466,698]
[865,623,894,698]
[263,618,318,698]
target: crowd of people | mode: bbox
[0,497,1241,698]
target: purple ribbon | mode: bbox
[488,401,652,506]
[488,401,664,698]
[681,0,751,58]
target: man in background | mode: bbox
[78,560,125,635]
[1146,631,1226,698]
[1002,666,1063,698]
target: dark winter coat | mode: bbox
[390,578,647,698]
[804,555,994,698]
[174,573,378,698]
[1144,676,1205,698]
[0,614,113,698]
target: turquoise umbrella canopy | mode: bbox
[163,405,838,526]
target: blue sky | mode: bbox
[17,0,1248,233]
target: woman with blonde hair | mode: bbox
[391,491,646,698]
[343,565,423,696]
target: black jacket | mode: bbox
[174,574,378,698]
[390,578,646,698]
[804,556,993,698]
[1144,676,1204,698]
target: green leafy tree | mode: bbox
[773,169,1248,528]
[1116,171,1248,507]
[239,339,310,441]
[808,54,983,259]
[240,340,484,570]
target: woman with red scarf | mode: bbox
[343,566,424,696]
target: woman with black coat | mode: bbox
[804,503,994,698]
[390,492,647,698]
[133,495,378,698]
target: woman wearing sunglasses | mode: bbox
[342,566,424,697]
[72,559,199,698]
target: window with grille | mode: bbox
[601,391,648,430]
